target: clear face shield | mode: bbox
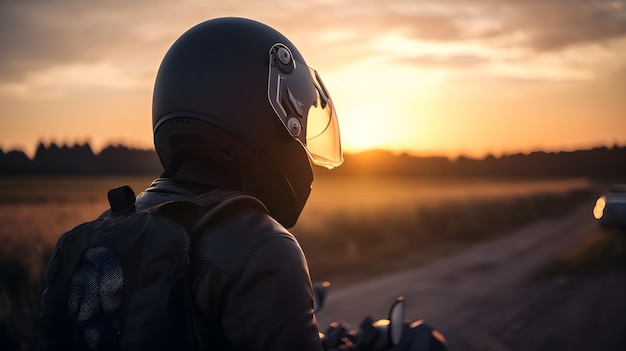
[268,43,343,169]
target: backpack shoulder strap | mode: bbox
[190,190,268,233]
[135,187,267,232]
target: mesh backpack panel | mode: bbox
[68,246,124,350]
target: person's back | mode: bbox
[135,179,322,350]
[146,17,344,350]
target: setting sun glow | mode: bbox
[1,1,625,158]
[339,105,394,151]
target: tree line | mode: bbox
[0,142,162,175]
[1,142,625,179]
[318,145,626,179]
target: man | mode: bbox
[136,17,343,350]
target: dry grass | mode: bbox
[0,175,599,349]
[0,202,112,351]
[299,176,592,230]
[536,227,625,277]
[297,186,598,285]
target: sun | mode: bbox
[339,104,394,152]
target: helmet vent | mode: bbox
[169,118,191,126]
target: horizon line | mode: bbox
[1,141,624,162]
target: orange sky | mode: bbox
[1,0,625,159]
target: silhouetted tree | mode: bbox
[32,142,97,174]
[0,149,32,174]
[95,145,162,174]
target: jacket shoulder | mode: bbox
[191,200,298,276]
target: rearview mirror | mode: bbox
[313,281,330,313]
[388,296,405,345]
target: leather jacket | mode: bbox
[135,178,323,351]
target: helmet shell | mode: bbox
[153,17,313,227]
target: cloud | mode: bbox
[270,0,626,82]
[0,62,146,99]
[1,0,625,98]
[396,53,488,69]
[0,1,163,82]
[499,0,626,51]
[394,0,626,51]
[279,0,626,51]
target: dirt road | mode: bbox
[315,205,626,350]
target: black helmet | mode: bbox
[152,17,343,227]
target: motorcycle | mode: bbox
[313,282,448,351]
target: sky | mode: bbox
[1,0,625,159]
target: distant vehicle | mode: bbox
[593,184,626,230]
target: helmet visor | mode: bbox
[268,44,343,169]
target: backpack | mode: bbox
[37,185,263,351]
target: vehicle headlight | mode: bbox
[593,196,606,220]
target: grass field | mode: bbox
[297,175,598,284]
[0,175,600,350]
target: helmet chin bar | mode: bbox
[154,113,312,228]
